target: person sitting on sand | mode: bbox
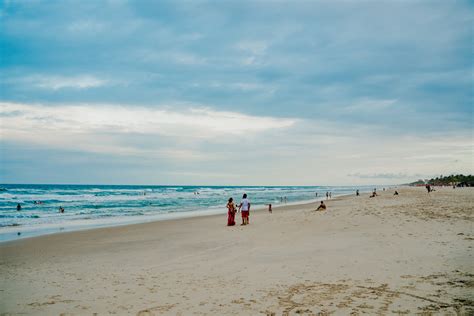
[394,191,399,195]
[238,193,250,225]
[370,191,377,198]
[316,201,326,211]
[226,198,236,226]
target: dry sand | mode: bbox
[1,187,473,315]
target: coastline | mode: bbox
[2,186,471,315]
[0,189,366,244]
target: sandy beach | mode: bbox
[1,186,473,315]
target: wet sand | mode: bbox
[1,186,473,315]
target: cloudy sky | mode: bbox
[0,0,472,185]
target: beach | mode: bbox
[1,186,473,315]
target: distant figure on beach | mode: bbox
[356,189,359,196]
[316,201,326,211]
[238,194,250,225]
[59,206,64,213]
[284,196,287,203]
[226,198,236,226]
[16,203,21,211]
[426,184,431,193]
[268,204,272,213]
[326,192,329,200]
[370,190,377,198]
[280,196,283,203]
[315,192,318,197]
[329,192,332,199]
[394,191,399,195]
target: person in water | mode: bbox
[316,201,326,211]
[226,198,236,226]
[16,203,21,211]
[238,193,250,225]
[59,206,65,213]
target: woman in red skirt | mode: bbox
[227,197,236,226]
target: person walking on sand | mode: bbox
[426,184,431,193]
[226,198,236,226]
[238,193,250,225]
[316,201,326,211]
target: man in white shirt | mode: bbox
[239,193,251,225]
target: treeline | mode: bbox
[410,174,473,186]
[429,174,473,186]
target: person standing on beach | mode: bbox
[238,193,250,225]
[226,198,236,226]
[356,189,359,196]
[326,192,329,200]
[329,192,332,199]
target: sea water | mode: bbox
[0,184,380,242]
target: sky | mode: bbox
[0,0,472,185]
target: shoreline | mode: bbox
[0,190,362,244]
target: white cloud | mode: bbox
[67,20,105,32]
[236,40,268,55]
[344,99,397,112]
[24,75,108,90]
[138,50,206,65]
[236,40,268,66]
[0,102,296,159]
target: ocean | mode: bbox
[0,184,380,242]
